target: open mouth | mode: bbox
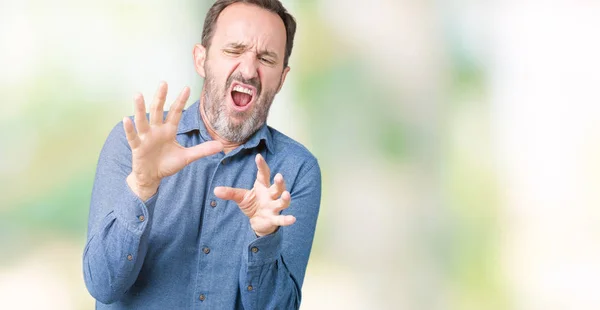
[229,82,256,111]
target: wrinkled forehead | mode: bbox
[212,3,287,55]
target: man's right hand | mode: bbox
[123,82,223,201]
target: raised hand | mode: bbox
[214,154,296,237]
[123,82,223,200]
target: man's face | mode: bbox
[197,3,289,143]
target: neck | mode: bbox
[199,91,242,154]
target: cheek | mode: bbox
[207,59,234,85]
[261,70,283,91]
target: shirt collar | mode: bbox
[177,100,274,154]
[243,122,274,154]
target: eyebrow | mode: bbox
[224,42,279,60]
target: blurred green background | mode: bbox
[1,0,599,309]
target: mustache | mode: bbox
[226,73,261,96]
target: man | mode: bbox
[83,1,321,309]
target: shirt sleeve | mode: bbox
[239,160,322,310]
[83,121,156,304]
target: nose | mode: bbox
[238,52,259,80]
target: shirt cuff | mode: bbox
[112,177,158,235]
[246,228,283,266]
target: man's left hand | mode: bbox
[214,154,296,237]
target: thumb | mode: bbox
[184,141,223,163]
[214,186,247,204]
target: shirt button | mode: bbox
[222,159,227,165]
[199,294,206,301]
[251,247,258,253]
[203,247,210,254]
[210,200,217,208]
[247,285,253,291]
[127,254,133,261]
[138,215,145,222]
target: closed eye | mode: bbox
[259,56,275,65]
[224,49,242,56]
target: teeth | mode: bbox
[233,85,253,96]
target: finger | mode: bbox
[133,93,149,134]
[123,117,141,149]
[149,81,168,126]
[214,186,247,204]
[273,190,291,212]
[166,86,190,126]
[269,173,286,199]
[255,153,271,186]
[184,141,223,164]
[270,214,296,227]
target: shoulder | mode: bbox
[105,119,130,146]
[98,119,131,160]
[267,126,320,172]
[269,127,316,160]
[267,127,321,196]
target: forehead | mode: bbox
[213,3,287,53]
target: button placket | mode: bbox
[195,158,225,304]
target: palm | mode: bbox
[131,127,188,181]
[214,154,296,236]
[124,82,223,199]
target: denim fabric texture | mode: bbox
[83,101,321,309]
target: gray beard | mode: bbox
[202,72,276,144]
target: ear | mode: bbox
[276,66,291,94]
[193,44,207,78]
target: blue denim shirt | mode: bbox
[83,101,321,309]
